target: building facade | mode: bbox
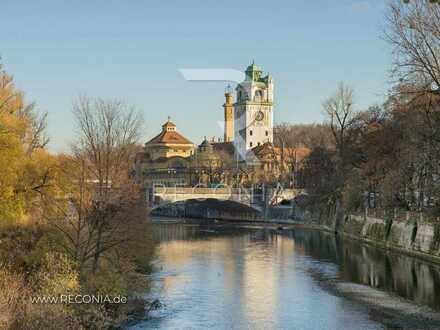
[134,119,195,187]
[135,63,308,189]
[234,62,274,160]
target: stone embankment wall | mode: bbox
[291,204,440,260]
[342,213,440,259]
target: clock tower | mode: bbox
[234,62,274,160]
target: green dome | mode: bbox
[245,62,262,73]
[245,61,263,82]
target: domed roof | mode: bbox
[245,61,262,73]
[245,61,263,82]
[145,119,193,146]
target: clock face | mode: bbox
[255,110,264,122]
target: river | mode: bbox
[130,219,440,330]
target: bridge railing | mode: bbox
[152,187,254,206]
[150,186,301,209]
[153,187,251,195]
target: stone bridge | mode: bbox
[148,186,301,210]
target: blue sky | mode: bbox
[0,0,391,152]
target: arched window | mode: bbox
[254,90,263,101]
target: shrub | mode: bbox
[0,264,26,329]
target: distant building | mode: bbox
[135,62,309,189]
[145,119,194,160]
[135,119,195,187]
[234,62,274,160]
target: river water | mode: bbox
[131,220,440,330]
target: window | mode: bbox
[250,130,253,136]
[265,130,269,136]
[254,90,263,101]
[250,142,253,147]
[257,142,261,146]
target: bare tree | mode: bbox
[323,81,355,159]
[73,96,143,189]
[274,123,333,149]
[69,96,144,273]
[386,0,440,93]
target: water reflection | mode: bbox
[133,223,440,329]
[289,229,440,309]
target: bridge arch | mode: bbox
[148,186,302,214]
[150,198,262,218]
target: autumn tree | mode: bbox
[0,63,52,224]
[0,63,155,329]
